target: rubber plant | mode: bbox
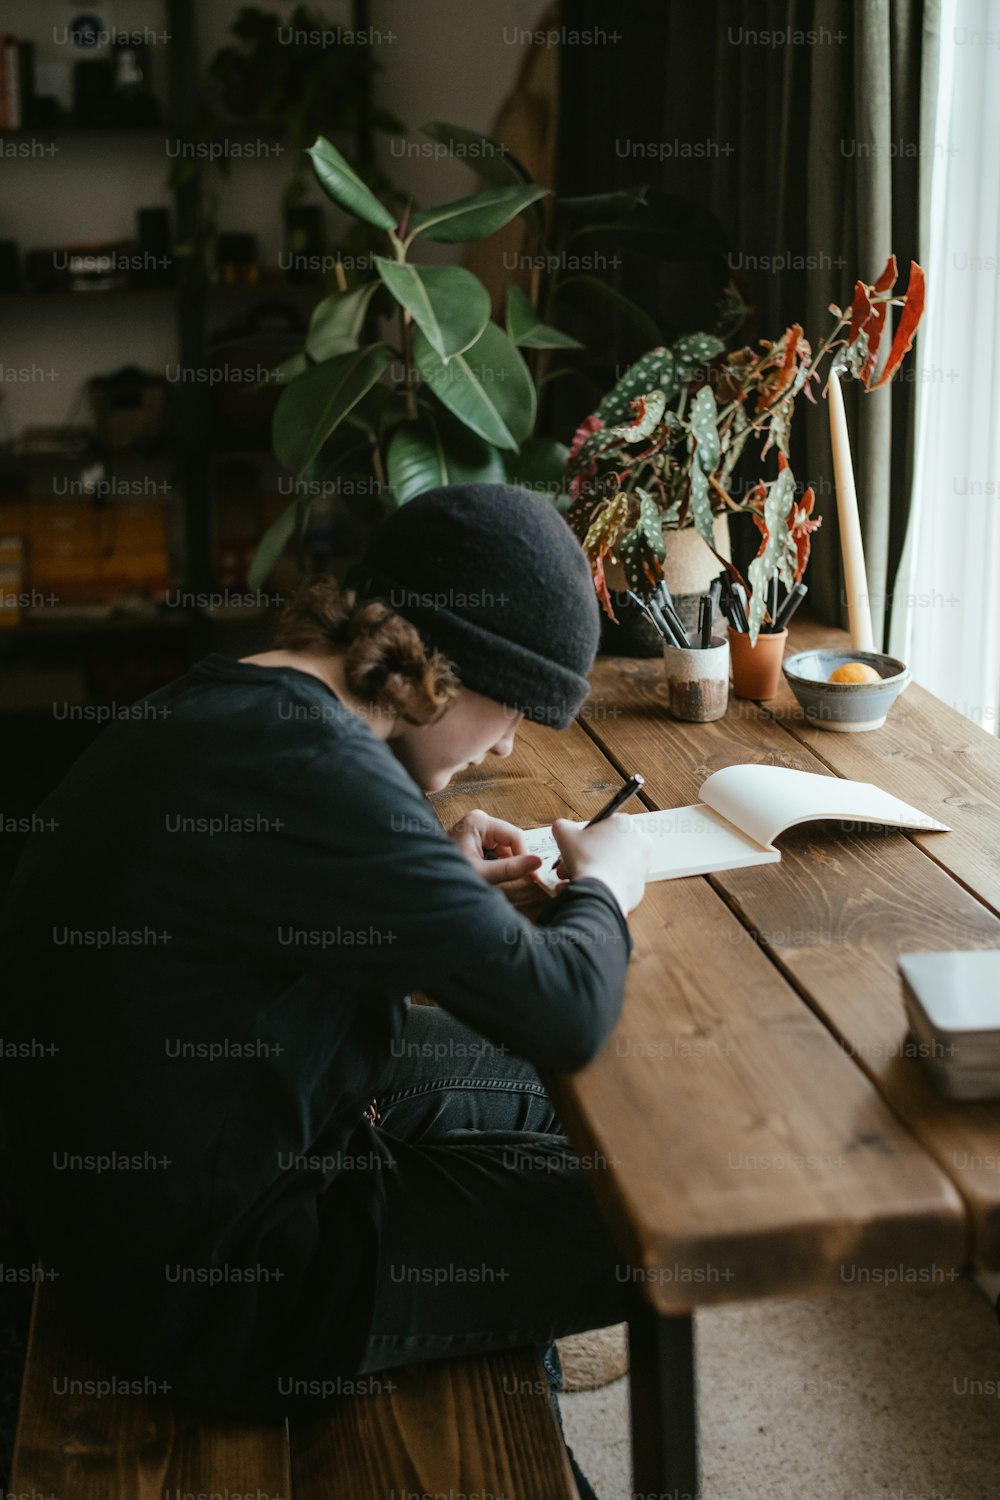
[246,118,723,587]
[565,255,926,642]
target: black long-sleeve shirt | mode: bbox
[0,653,631,1416]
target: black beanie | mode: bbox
[346,483,599,729]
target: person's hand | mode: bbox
[550,814,651,916]
[448,809,542,885]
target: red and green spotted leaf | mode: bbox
[566,419,615,499]
[872,260,925,388]
[788,485,821,582]
[619,486,667,595]
[568,412,604,464]
[859,254,900,385]
[755,324,803,414]
[848,282,874,345]
[610,389,667,442]
[582,489,631,619]
[747,464,797,642]
[594,553,616,621]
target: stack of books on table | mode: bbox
[900,951,1000,1100]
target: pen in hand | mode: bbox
[548,773,646,872]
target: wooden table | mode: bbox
[430,614,1000,1497]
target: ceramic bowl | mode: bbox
[782,648,911,732]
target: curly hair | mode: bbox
[272,575,461,726]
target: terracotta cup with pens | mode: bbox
[728,627,788,700]
[721,574,807,700]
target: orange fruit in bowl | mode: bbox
[828,661,882,684]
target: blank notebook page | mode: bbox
[523,804,773,890]
[700,764,951,851]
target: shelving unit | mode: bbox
[0,0,384,706]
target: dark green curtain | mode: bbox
[557,0,940,647]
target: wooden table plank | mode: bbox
[10,1284,291,1499]
[431,717,965,1312]
[771,614,1000,917]
[583,654,1000,1268]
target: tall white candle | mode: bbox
[827,372,875,651]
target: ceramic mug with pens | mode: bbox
[629,582,731,722]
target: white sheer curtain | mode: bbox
[889,0,1000,734]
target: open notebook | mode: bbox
[525,764,950,893]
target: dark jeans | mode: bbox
[356,1001,634,1376]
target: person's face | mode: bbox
[390,688,522,793]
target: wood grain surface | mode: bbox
[9,1285,291,1498]
[12,1288,576,1499]
[580,633,1000,1270]
[291,1348,577,1499]
[431,706,967,1313]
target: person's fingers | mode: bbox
[481,816,529,855]
[481,852,542,884]
[448,809,485,839]
[550,818,580,861]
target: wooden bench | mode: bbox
[10,1281,579,1499]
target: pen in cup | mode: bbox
[731,582,750,632]
[653,581,691,647]
[773,581,808,630]
[698,593,712,649]
[627,590,686,649]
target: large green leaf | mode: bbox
[555,188,650,220]
[419,121,544,236]
[555,274,664,345]
[387,413,506,505]
[343,383,410,436]
[306,136,397,232]
[273,345,388,475]
[502,436,570,499]
[306,281,383,361]
[412,321,535,451]
[419,121,533,188]
[247,501,297,590]
[254,352,308,390]
[375,258,490,362]
[408,184,549,244]
[505,284,583,350]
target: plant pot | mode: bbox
[729,626,788,700]
[600,515,731,658]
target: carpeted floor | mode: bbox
[561,1277,1000,1500]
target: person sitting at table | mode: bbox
[0,482,650,1483]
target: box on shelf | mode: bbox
[0,492,173,609]
[0,533,25,627]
